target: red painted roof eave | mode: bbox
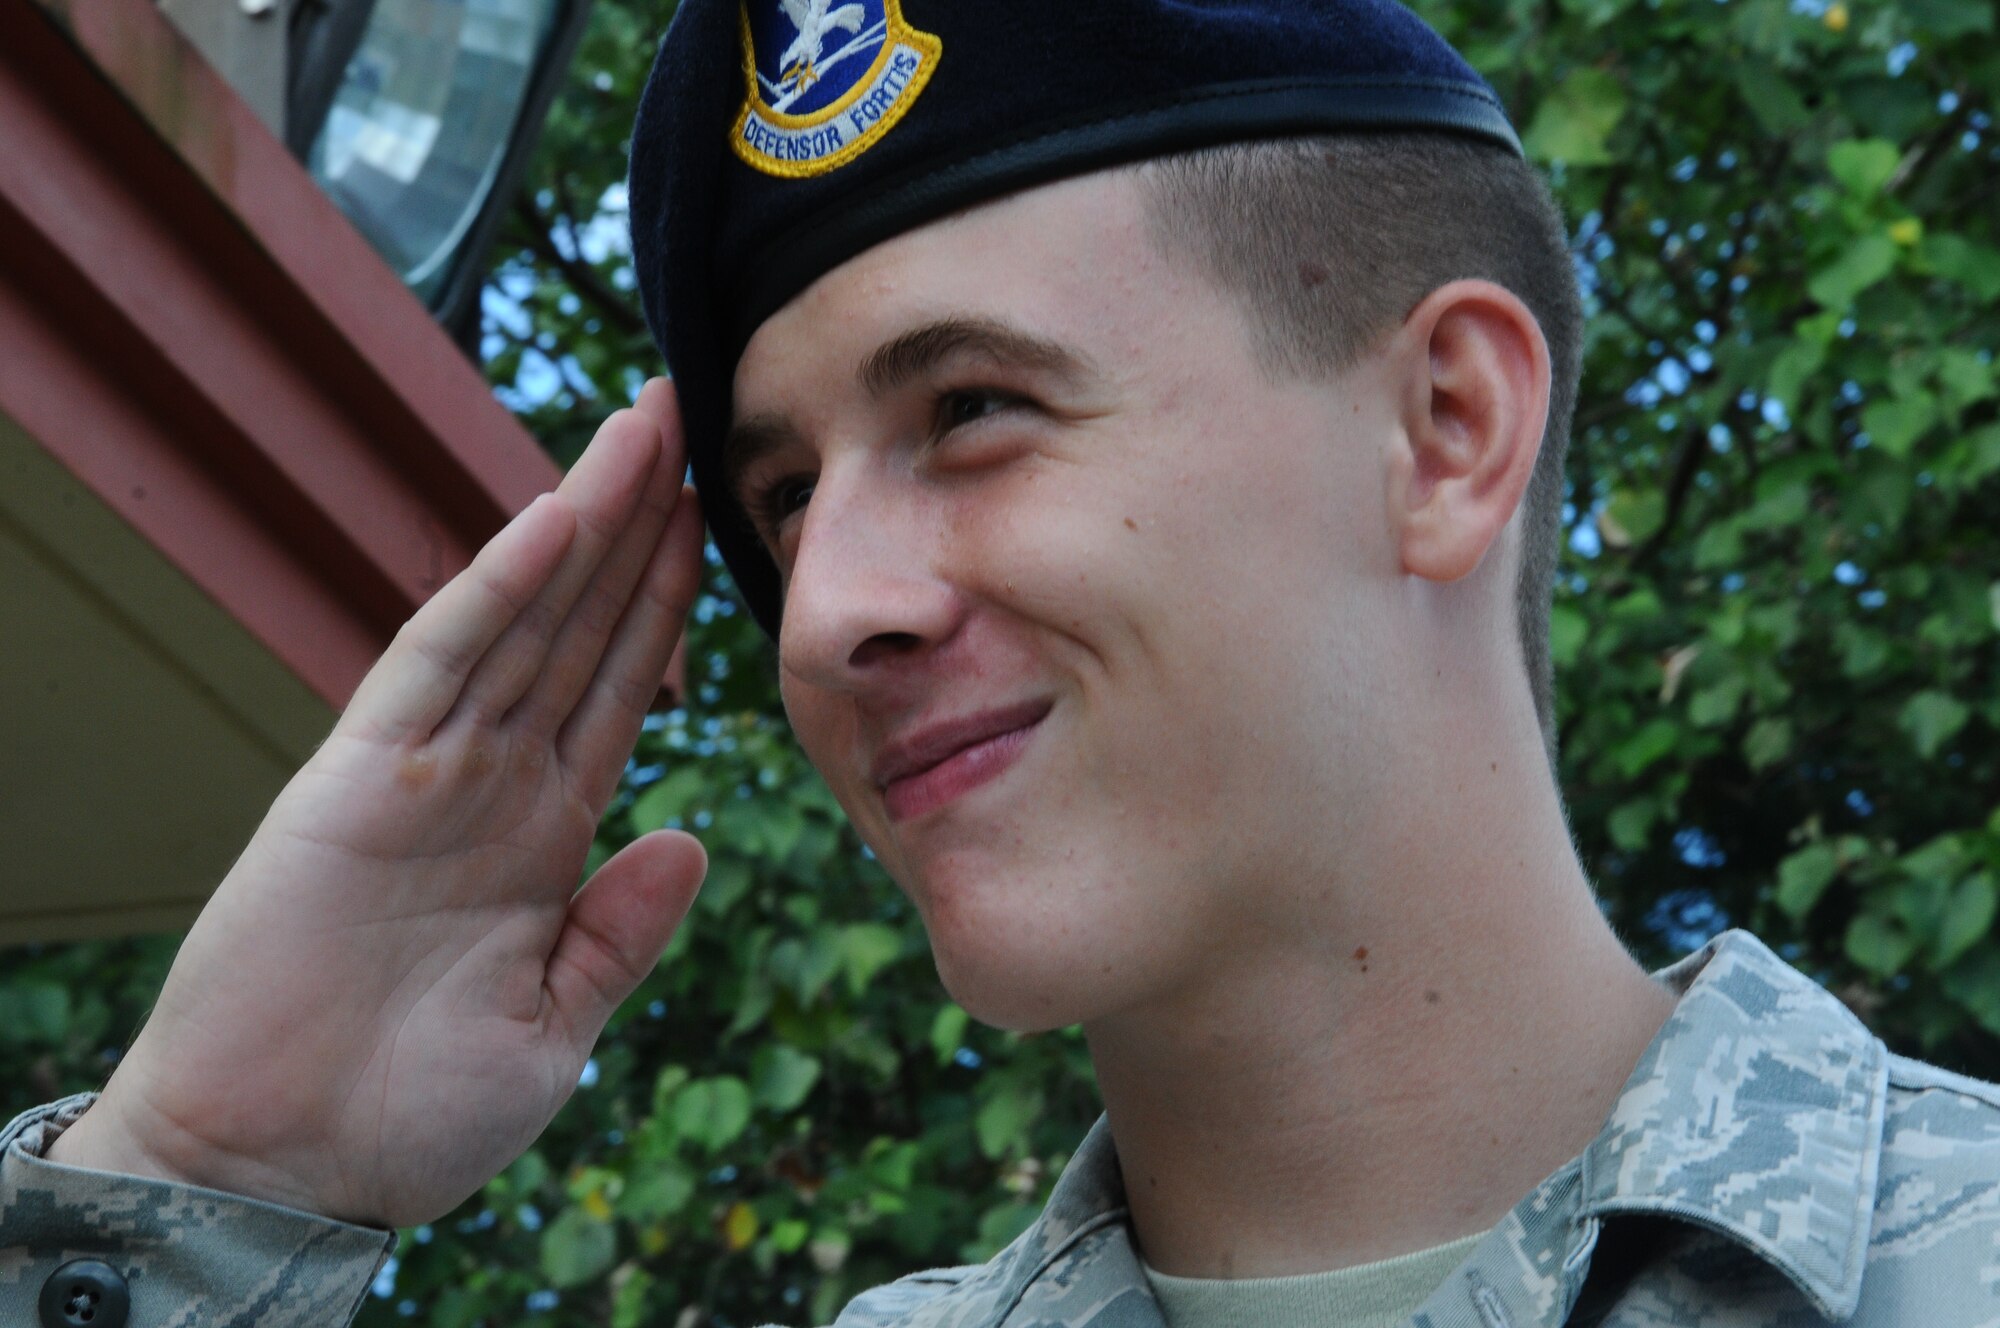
[1,0,568,709]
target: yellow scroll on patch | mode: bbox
[730,0,942,179]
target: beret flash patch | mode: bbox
[730,0,941,178]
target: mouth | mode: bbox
[873,698,1054,823]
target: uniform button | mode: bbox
[38,1259,129,1328]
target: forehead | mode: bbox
[730,169,1174,410]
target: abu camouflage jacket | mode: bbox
[5,930,2000,1327]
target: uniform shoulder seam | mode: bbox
[896,1263,979,1284]
[1885,1052,2000,1108]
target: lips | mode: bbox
[872,698,1052,822]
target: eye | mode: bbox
[936,388,1019,433]
[776,475,816,513]
[746,473,815,541]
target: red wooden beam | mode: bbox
[0,0,573,708]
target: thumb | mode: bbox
[545,830,706,1041]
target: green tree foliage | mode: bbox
[3,0,1998,1324]
[1442,0,2000,1062]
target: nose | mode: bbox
[777,470,965,693]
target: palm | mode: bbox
[66,383,709,1226]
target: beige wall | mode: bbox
[1,413,334,942]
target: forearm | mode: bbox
[1,1095,393,1327]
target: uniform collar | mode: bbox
[877,930,1888,1328]
[1578,928,1889,1321]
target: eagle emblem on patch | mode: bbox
[731,0,941,178]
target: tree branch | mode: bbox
[1630,422,1711,567]
[511,193,647,337]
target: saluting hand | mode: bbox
[49,381,709,1228]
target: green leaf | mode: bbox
[505,1149,550,1196]
[1735,63,1810,134]
[1942,946,2000,1037]
[1933,874,1997,971]
[1610,718,1679,779]
[1776,842,1841,920]
[769,932,843,1004]
[840,922,905,994]
[751,1044,822,1112]
[1860,394,1938,457]
[1839,77,1934,142]
[1903,0,1995,38]
[1935,348,1996,412]
[0,983,70,1043]
[1692,520,1745,572]
[1924,234,2000,300]
[931,1003,971,1065]
[629,766,708,831]
[1808,233,1899,308]
[1963,425,2000,487]
[1606,800,1656,852]
[1826,138,1900,196]
[540,1208,617,1288]
[1901,833,1973,884]
[697,856,755,914]
[1767,339,1827,411]
[1688,677,1744,728]
[1852,457,1914,531]
[673,1076,752,1152]
[1846,911,1918,977]
[1599,489,1665,547]
[1900,691,1971,759]
[1747,473,1810,527]
[612,1267,658,1328]
[616,1161,695,1220]
[973,1081,1044,1160]
[1743,717,1794,771]
[1549,604,1588,668]
[1523,68,1629,165]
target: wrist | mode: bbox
[42,1089,337,1220]
[44,1097,204,1186]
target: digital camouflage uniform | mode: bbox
[5,930,2000,1326]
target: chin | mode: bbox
[929,944,1093,1034]
[906,855,1154,1034]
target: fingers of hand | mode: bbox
[543,829,707,1041]
[511,392,688,739]
[341,494,578,743]
[631,377,684,467]
[449,408,664,728]
[560,486,705,811]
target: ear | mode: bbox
[1384,280,1552,584]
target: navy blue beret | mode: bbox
[627,0,1520,638]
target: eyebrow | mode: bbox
[722,315,1097,507]
[858,315,1095,397]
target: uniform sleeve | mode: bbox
[0,1094,394,1328]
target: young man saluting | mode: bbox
[8,2,2000,1325]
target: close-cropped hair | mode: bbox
[1138,134,1585,767]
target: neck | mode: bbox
[1083,716,1675,1279]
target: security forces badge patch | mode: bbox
[731,0,941,178]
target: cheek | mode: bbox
[941,461,1161,638]
[778,681,859,806]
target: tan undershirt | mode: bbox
[1141,1231,1486,1328]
